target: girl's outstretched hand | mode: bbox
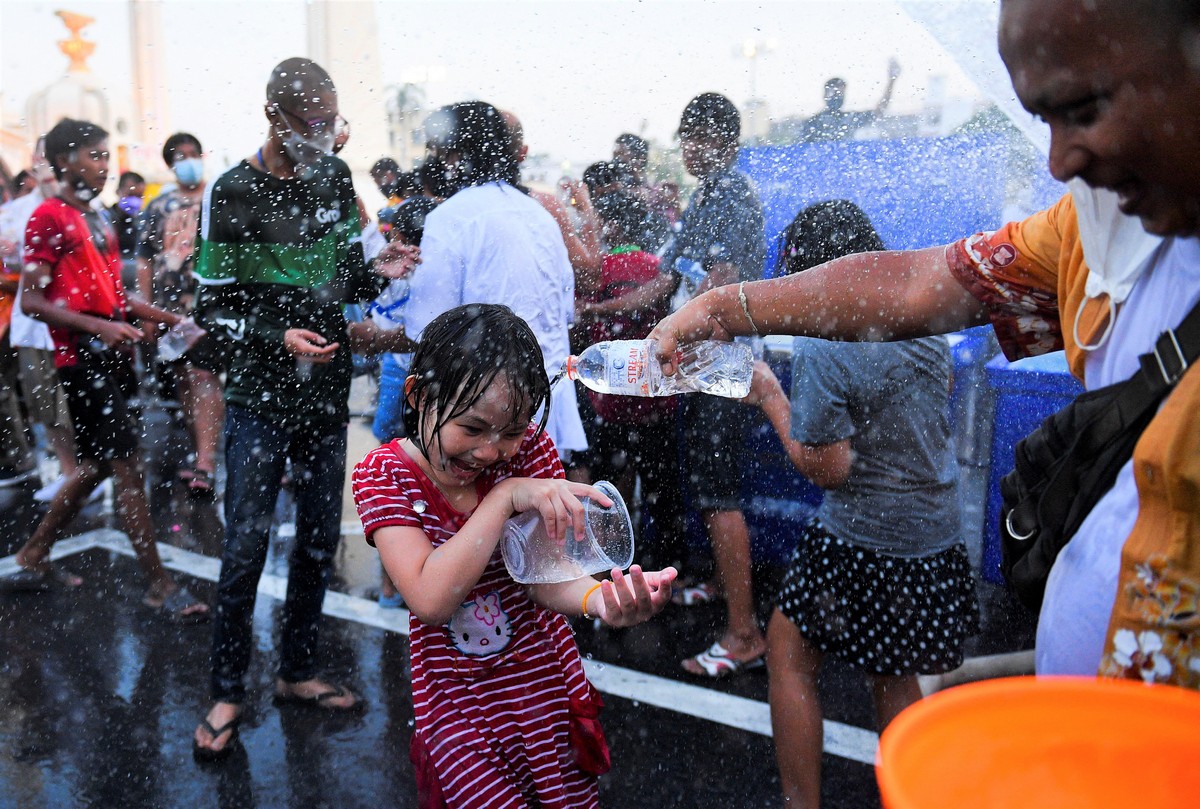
[506,479,613,543]
[593,565,678,628]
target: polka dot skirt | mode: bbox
[776,519,980,676]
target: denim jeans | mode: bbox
[210,405,347,703]
[372,351,411,443]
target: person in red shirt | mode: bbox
[5,118,208,620]
[575,191,686,571]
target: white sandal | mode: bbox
[682,642,765,678]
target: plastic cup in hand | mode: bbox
[501,480,634,584]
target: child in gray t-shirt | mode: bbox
[745,200,978,808]
[789,335,960,557]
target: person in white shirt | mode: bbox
[0,148,80,501]
[405,101,588,457]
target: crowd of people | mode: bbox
[1,0,1199,804]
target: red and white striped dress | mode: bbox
[353,427,604,809]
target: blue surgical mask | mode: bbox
[172,157,204,187]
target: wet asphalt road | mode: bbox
[0,390,1035,809]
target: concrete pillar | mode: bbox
[129,0,171,171]
[306,0,391,209]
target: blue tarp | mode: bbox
[739,132,1065,277]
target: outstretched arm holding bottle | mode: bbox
[647,245,988,375]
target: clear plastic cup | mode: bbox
[501,480,634,584]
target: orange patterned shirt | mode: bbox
[946,193,1200,689]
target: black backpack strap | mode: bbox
[1002,293,1200,609]
[1081,292,1200,447]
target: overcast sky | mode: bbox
[1,0,990,174]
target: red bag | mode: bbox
[568,686,611,776]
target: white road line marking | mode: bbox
[5,531,880,766]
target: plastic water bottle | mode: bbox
[563,339,753,399]
[157,317,206,363]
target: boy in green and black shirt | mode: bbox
[191,57,418,761]
[194,153,372,424]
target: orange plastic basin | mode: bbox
[877,676,1200,809]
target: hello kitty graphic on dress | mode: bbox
[447,591,514,657]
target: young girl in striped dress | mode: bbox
[352,303,677,808]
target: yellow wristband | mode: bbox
[581,581,605,620]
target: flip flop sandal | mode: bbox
[3,567,52,593]
[186,468,216,498]
[47,565,85,588]
[193,715,241,762]
[273,683,364,712]
[3,565,84,592]
[682,642,766,679]
[147,585,210,623]
[671,582,720,607]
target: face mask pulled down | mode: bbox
[1070,179,1165,350]
[67,173,97,203]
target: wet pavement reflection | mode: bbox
[0,398,1035,809]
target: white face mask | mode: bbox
[1069,179,1164,350]
[279,113,335,169]
[67,174,96,202]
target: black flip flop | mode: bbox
[3,565,84,593]
[192,715,241,763]
[186,468,216,498]
[3,567,52,593]
[146,585,210,624]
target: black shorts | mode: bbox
[776,519,980,676]
[176,332,227,375]
[58,347,140,463]
[682,393,751,511]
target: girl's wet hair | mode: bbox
[778,199,884,275]
[403,303,551,458]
